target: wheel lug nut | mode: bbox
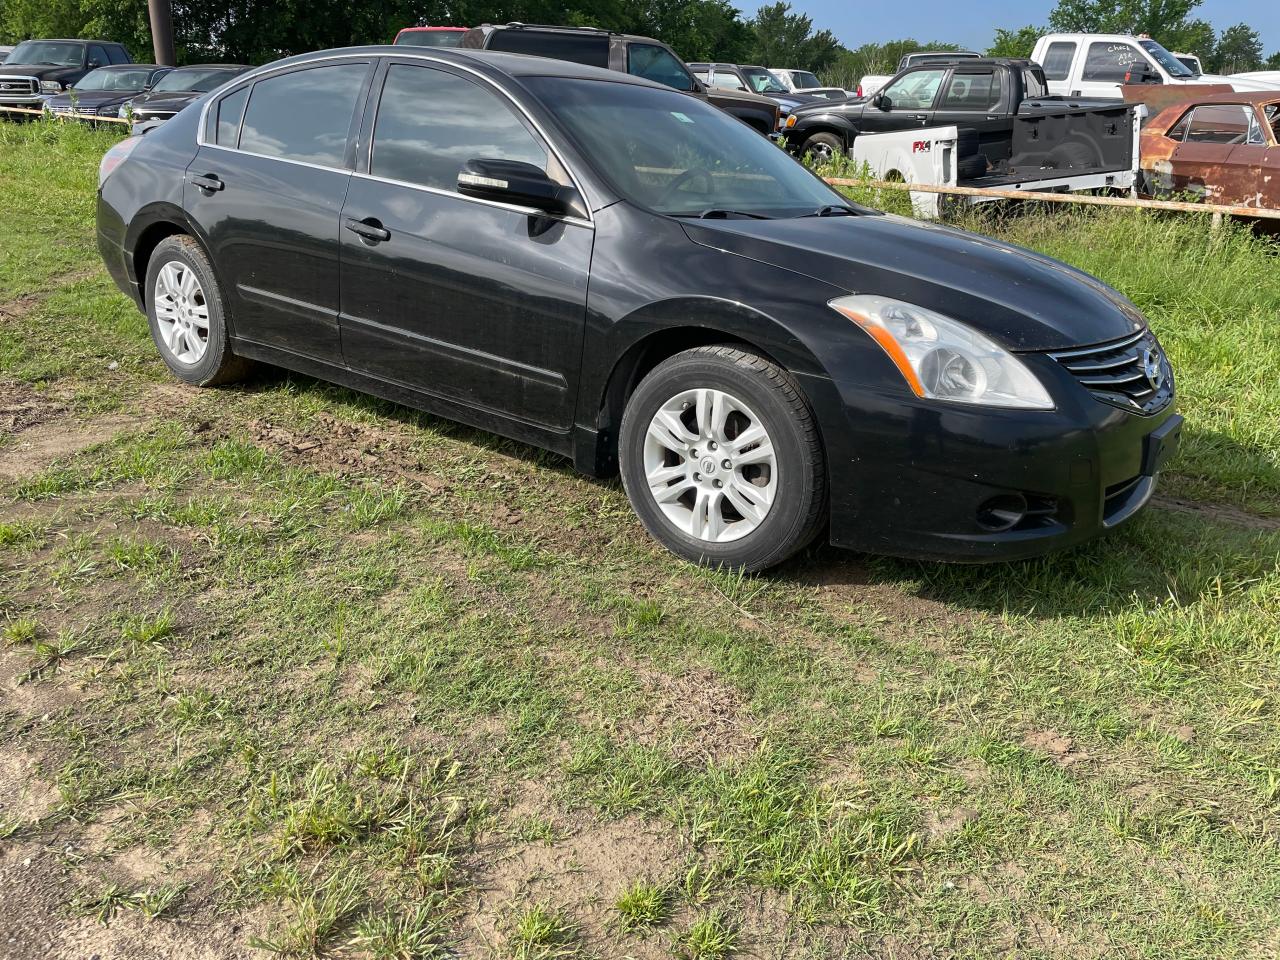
[693,472,701,481]
[708,441,717,450]
[714,479,723,488]
[722,459,731,469]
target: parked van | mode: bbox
[1030,33,1279,99]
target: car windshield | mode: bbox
[396,30,464,47]
[525,76,849,218]
[74,68,154,92]
[151,67,237,92]
[790,71,821,88]
[7,41,82,67]
[741,67,787,94]
[1139,40,1194,78]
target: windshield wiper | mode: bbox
[669,209,773,220]
[804,205,859,217]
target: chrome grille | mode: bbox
[0,76,40,98]
[1046,328,1173,415]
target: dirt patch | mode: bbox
[463,812,685,959]
[923,806,980,842]
[1153,495,1280,531]
[0,413,145,483]
[0,744,60,826]
[0,380,64,438]
[1023,729,1089,768]
[622,661,758,764]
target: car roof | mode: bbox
[170,63,251,70]
[471,22,667,45]
[94,63,164,70]
[29,38,118,45]
[252,45,663,86]
[398,26,467,31]
[1154,90,1280,116]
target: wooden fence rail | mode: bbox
[823,176,1280,223]
[0,104,133,125]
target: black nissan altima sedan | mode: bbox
[96,46,1181,571]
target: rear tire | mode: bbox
[619,346,827,572]
[144,235,252,386]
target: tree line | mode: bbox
[1,0,1276,77]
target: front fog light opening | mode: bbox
[976,493,1027,532]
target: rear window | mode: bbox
[1041,41,1075,81]
[484,29,609,68]
[238,62,369,167]
[627,44,695,92]
[395,30,465,48]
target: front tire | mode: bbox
[144,234,252,386]
[801,131,845,162]
[619,346,827,572]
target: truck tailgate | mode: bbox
[1008,103,1135,177]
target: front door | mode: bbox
[338,60,592,432]
[860,68,945,134]
[1170,103,1256,199]
[185,59,373,361]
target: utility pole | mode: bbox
[148,0,176,66]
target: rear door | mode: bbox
[185,59,373,362]
[931,67,1008,158]
[859,68,945,134]
[1039,40,1077,96]
[337,60,592,431]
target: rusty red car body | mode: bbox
[1140,91,1280,209]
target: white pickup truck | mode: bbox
[1030,33,1280,99]
[851,101,1143,218]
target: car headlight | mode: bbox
[39,80,63,93]
[829,295,1055,410]
[118,102,132,118]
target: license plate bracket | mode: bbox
[1142,414,1183,476]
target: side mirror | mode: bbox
[1127,62,1161,84]
[457,159,579,216]
[873,93,891,111]
[87,58,104,69]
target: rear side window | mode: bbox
[485,30,609,68]
[238,63,368,167]
[106,45,130,64]
[215,85,249,146]
[1041,41,1075,81]
[1082,42,1145,82]
[370,64,547,192]
[1182,104,1254,144]
[627,44,694,92]
[709,73,747,91]
[88,44,109,67]
[939,71,1000,110]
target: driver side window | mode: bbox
[880,69,946,110]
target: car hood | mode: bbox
[704,86,776,107]
[1,64,79,82]
[129,90,200,112]
[1172,72,1280,91]
[48,89,135,109]
[679,214,1145,351]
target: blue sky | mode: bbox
[791,0,1280,58]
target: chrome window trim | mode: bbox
[198,141,356,175]
[352,170,593,230]
[195,50,592,223]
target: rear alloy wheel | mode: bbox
[620,346,827,571]
[144,235,253,386]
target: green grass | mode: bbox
[2,121,1280,959]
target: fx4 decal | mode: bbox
[912,140,931,153]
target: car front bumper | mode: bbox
[797,355,1182,562]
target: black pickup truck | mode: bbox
[460,23,780,135]
[787,58,1080,163]
[0,39,132,111]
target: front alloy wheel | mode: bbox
[620,345,827,571]
[643,388,777,543]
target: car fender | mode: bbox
[788,111,859,149]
